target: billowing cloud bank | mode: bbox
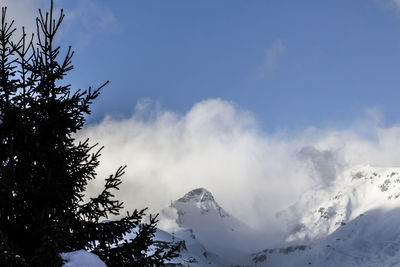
[77,99,400,235]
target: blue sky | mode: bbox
[13,0,393,131]
[4,0,400,129]
[47,0,400,131]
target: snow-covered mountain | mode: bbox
[64,165,400,266]
[159,187,265,266]
[162,166,400,266]
[251,165,400,266]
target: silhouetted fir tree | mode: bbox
[0,2,179,266]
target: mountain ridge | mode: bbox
[251,165,400,266]
[64,165,400,266]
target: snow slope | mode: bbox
[159,188,265,266]
[251,165,400,266]
[61,250,106,267]
[62,188,253,267]
[63,165,400,266]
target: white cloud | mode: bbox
[298,146,344,187]
[62,0,118,48]
[381,0,400,15]
[78,99,311,233]
[77,98,400,244]
[365,106,384,125]
[392,0,400,11]
[259,39,286,79]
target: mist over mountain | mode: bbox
[78,99,400,233]
[150,166,400,266]
[249,165,400,266]
[158,188,266,265]
[62,158,400,266]
[71,99,400,266]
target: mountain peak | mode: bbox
[176,188,215,203]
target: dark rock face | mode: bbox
[176,188,215,203]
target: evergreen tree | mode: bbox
[0,2,179,266]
